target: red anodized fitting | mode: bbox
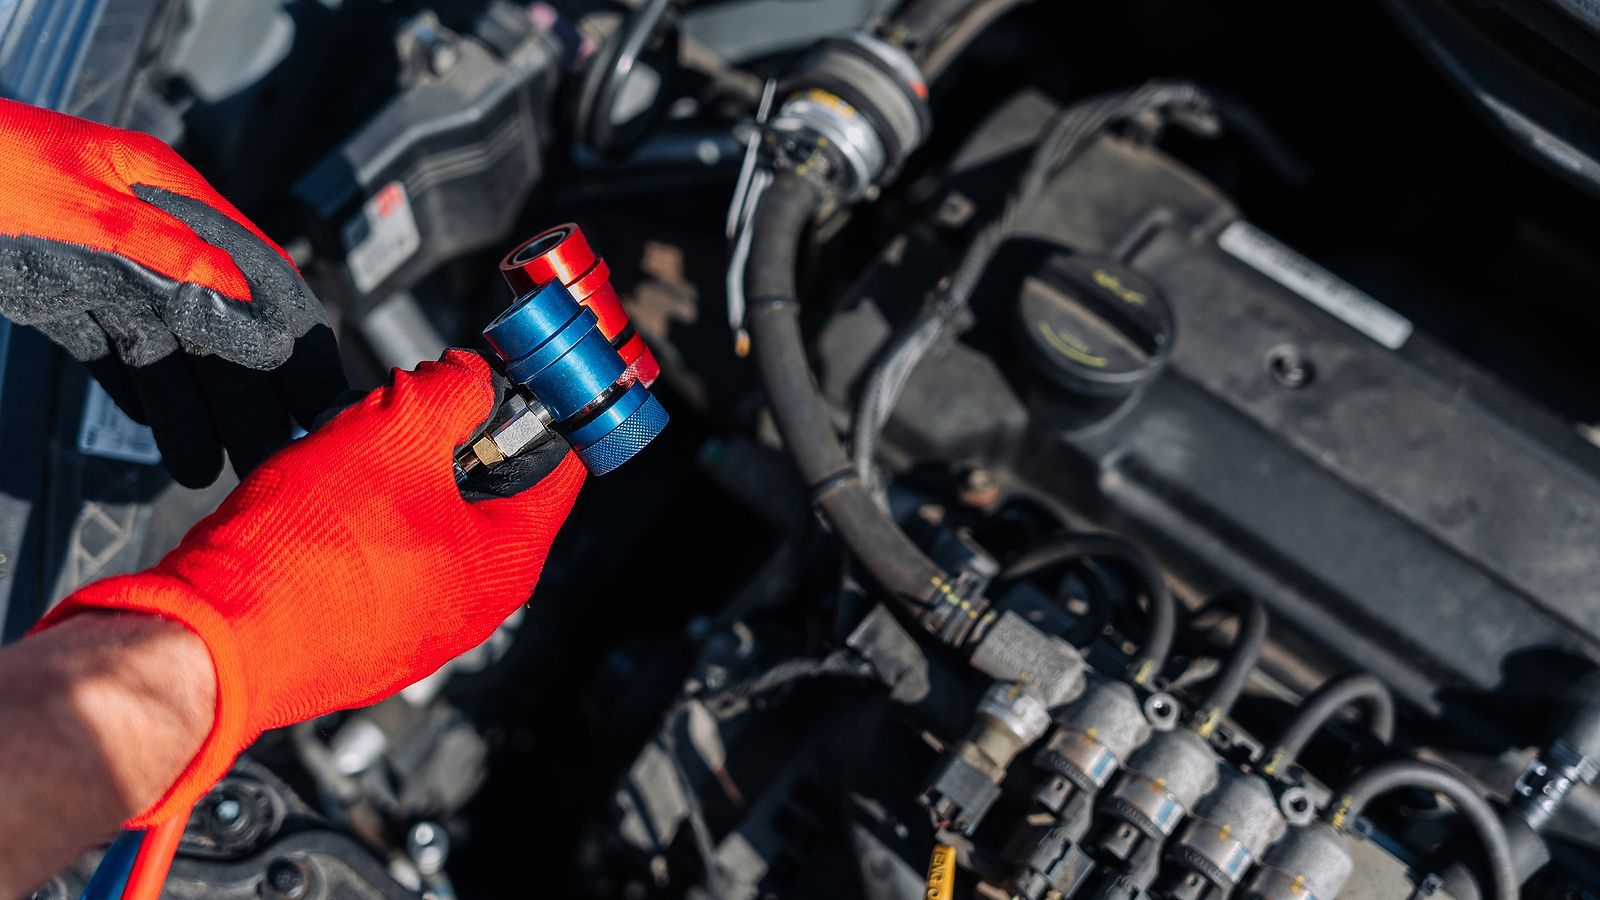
[500,224,661,388]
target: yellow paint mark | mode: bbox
[1092,268,1147,306]
[1038,321,1107,368]
[803,89,858,119]
[1262,748,1287,776]
[1329,794,1356,830]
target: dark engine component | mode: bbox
[294,11,560,307]
[825,89,1600,727]
[10,0,1600,898]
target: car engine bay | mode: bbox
[4,0,1600,897]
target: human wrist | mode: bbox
[34,612,216,822]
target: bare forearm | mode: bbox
[0,613,215,897]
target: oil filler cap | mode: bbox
[1016,254,1173,423]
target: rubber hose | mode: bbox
[1191,593,1268,734]
[1329,760,1518,900]
[1267,672,1396,773]
[744,173,945,613]
[1001,534,1176,686]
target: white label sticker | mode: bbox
[78,381,161,465]
[342,180,421,294]
[1219,220,1413,350]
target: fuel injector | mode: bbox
[1006,678,1168,900]
[1084,721,1221,896]
[1156,766,1288,899]
[454,232,668,478]
[923,610,1089,836]
[1152,596,1285,899]
[1243,821,1353,900]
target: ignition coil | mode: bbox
[455,264,668,477]
[1007,677,1167,900]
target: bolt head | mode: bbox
[264,858,310,899]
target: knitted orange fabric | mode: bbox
[0,98,291,299]
[33,350,586,825]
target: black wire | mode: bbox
[655,652,875,890]
[918,0,1029,79]
[1001,533,1177,687]
[893,0,1005,57]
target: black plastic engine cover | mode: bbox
[823,92,1600,736]
[294,25,558,308]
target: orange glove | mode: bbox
[0,98,345,485]
[33,350,585,826]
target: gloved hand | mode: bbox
[33,350,586,825]
[0,99,346,487]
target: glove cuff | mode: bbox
[32,572,253,826]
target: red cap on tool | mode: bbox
[500,224,661,387]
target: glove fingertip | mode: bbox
[410,349,498,443]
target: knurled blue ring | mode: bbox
[572,389,670,476]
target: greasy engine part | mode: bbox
[1157,766,1287,899]
[11,0,1600,897]
[1005,677,1164,900]
[816,86,1600,734]
[1088,726,1221,892]
[922,681,1056,836]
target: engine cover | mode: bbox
[821,91,1600,737]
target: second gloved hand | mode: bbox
[32,350,585,825]
[0,99,346,487]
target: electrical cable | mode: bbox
[849,82,1212,498]
[1000,533,1177,687]
[657,652,875,891]
[1188,593,1267,736]
[1263,672,1396,776]
[1327,760,1518,900]
[744,172,952,618]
